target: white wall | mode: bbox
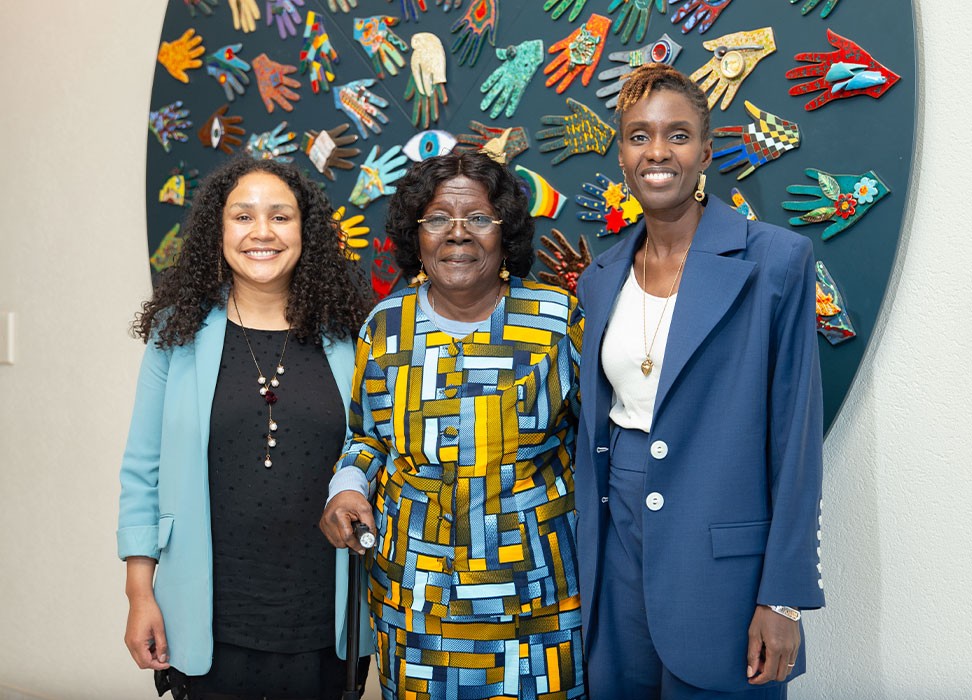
[1,1,969,698]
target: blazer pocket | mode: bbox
[157,514,174,551]
[709,520,771,559]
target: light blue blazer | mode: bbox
[575,196,825,692]
[117,305,374,676]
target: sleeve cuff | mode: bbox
[327,467,370,506]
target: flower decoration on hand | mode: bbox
[597,33,682,108]
[711,100,800,180]
[158,29,205,83]
[786,29,900,111]
[480,40,543,119]
[544,14,611,93]
[158,161,200,207]
[404,33,448,129]
[354,15,408,79]
[781,168,890,241]
[450,0,497,67]
[349,145,409,208]
[670,0,732,34]
[607,0,668,45]
[300,11,340,94]
[246,121,299,162]
[690,26,775,111]
[575,172,643,236]
[266,0,305,39]
[149,101,192,153]
[332,206,369,261]
[301,123,360,180]
[206,44,252,101]
[815,260,856,344]
[334,79,390,139]
[536,98,616,165]
[536,229,592,294]
[199,104,246,154]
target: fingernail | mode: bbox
[746,666,754,678]
[159,654,168,663]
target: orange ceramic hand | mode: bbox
[157,29,205,83]
[544,14,611,93]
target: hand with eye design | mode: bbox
[690,26,775,110]
[198,104,245,154]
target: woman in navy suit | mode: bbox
[118,158,373,699]
[575,64,824,698]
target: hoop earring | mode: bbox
[499,259,510,282]
[415,261,428,284]
[694,172,707,202]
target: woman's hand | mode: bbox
[746,605,801,684]
[319,491,376,554]
[124,557,169,670]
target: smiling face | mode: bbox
[222,171,302,293]
[418,175,506,299]
[618,88,713,218]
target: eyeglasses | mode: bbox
[417,215,503,236]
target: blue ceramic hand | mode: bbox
[246,121,299,162]
[206,44,252,101]
[349,145,409,208]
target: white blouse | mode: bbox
[602,266,678,433]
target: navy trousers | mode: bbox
[585,427,786,700]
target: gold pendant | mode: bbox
[641,357,653,376]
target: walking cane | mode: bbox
[344,521,376,700]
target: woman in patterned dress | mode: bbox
[320,152,586,700]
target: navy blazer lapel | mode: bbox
[654,197,755,416]
[194,306,228,452]
[580,228,644,437]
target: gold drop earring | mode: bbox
[694,172,707,202]
[415,260,428,284]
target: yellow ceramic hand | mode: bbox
[690,26,775,110]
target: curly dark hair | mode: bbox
[615,63,711,139]
[384,152,535,279]
[135,157,372,348]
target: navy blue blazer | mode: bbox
[575,195,825,692]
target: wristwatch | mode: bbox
[767,605,801,621]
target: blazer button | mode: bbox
[650,440,668,459]
[600,496,609,504]
[645,492,664,511]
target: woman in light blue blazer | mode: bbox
[575,64,824,699]
[118,158,374,699]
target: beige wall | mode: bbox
[1,1,970,698]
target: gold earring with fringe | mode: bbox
[499,259,510,282]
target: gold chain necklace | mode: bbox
[232,293,292,468]
[640,237,690,377]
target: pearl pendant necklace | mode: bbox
[232,294,292,468]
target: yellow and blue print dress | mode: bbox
[337,278,585,699]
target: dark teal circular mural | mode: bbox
[146,0,917,432]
